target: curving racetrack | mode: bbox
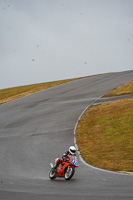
[0,70,133,200]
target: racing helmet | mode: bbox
[69,146,76,155]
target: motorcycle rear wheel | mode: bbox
[64,167,75,180]
[49,169,56,180]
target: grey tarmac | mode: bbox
[0,70,133,200]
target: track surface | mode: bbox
[0,71,133,200]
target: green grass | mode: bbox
[76,98,133,172]
[76,80,133,172]
[104,80,133,97]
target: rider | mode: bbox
[53,146,76,172]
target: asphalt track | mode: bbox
[0,70,133,200]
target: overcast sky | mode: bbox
[0,0,133,89]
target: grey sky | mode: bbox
[0,0,133,89]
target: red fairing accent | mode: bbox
[55,158,62,164]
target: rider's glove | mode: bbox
[62,156,66,161]
[63,156,70,162]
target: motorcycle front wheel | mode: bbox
[64,167,75,180]
[49,169,56,180]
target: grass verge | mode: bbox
[75,80,133,172]
[104,80,133,97]
[76,97,133,172]
[76,79,133,172]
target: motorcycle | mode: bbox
[49,155,79,180]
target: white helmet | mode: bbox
[69,146,76,155]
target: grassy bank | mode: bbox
[104,80,133,97]
[76,81,133,172]
[0,77,82,104]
